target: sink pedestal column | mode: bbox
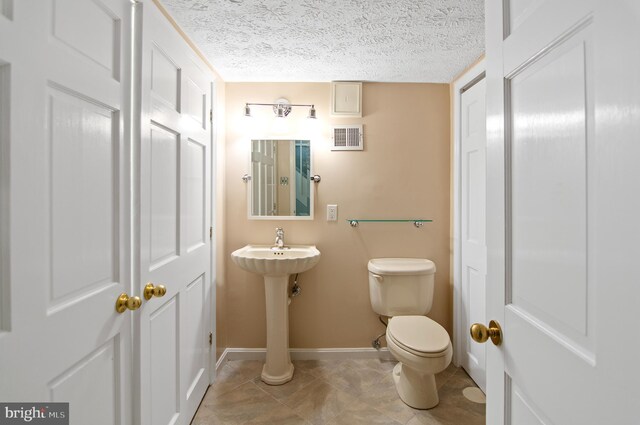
[261,275,294,385]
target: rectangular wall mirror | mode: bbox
[249,139,313,219]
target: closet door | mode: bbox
[136,2,213,425]
[0,1,134,424]
[460,78,487,391]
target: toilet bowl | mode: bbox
[367,258,451,409]
[386,315,452,409]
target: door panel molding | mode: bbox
[505,26,595,356]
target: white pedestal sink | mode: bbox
[231,244,321,385]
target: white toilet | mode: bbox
[368,258,452,409]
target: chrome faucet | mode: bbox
[274,227,285,249]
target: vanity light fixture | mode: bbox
[244,99,317,119]
[241,173,321,183]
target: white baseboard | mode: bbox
[216,347,394,373]
[215,349,230,373]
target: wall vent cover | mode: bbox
[332,125,363,151]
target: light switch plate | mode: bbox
[327,204,338,221]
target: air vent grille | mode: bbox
[332,125,363,151]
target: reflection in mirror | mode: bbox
[250,140,312,218]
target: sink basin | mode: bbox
[231,245,321,276]
[230,244,321,385]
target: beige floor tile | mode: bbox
[435,364,458,389]
[191,405,223,425]
[412,405,484,425]
[194,359,485,425]
[352,371,418,423]
[354,371,399,406]
[282,378,358,425]
[437,370,485,417]
[374,395,420,424]
[243,403,309,425]
[202,382,282,424]
[252,369,318,401]
[323,361,388,396]
[204,361,263,400]
[324,400,404,425]
[292,359,348,379]
[405,413,443,425]
[227,359,265,373]
[347,358,398,374]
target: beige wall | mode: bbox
[223,82,451,349]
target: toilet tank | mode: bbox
[368,258,436,316]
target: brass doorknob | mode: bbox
[144,283,167,300]
[115,293,142,313]
[470,320,502,346]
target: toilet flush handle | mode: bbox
[371,273,384,282]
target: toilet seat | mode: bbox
[387,316,450,358]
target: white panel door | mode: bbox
[137,3,213,425]
[460,78,487,392]
[485,0,640,423]
[251,140,276,216]
[0,1,133,424]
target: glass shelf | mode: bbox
[346,219,432,228]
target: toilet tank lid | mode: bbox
[368,258,436,275]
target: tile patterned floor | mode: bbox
[192,359,485,425]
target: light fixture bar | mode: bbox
[243,102,317,119]
[245,102,315,108]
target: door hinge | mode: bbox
[209,109,213,123]
[209,226,213,240]
[209,332,213,346]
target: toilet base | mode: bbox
[392,363,439,409]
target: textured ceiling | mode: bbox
[161,0,485,83]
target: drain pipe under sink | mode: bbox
[289,273,301,305]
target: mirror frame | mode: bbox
[247,138,314,220]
